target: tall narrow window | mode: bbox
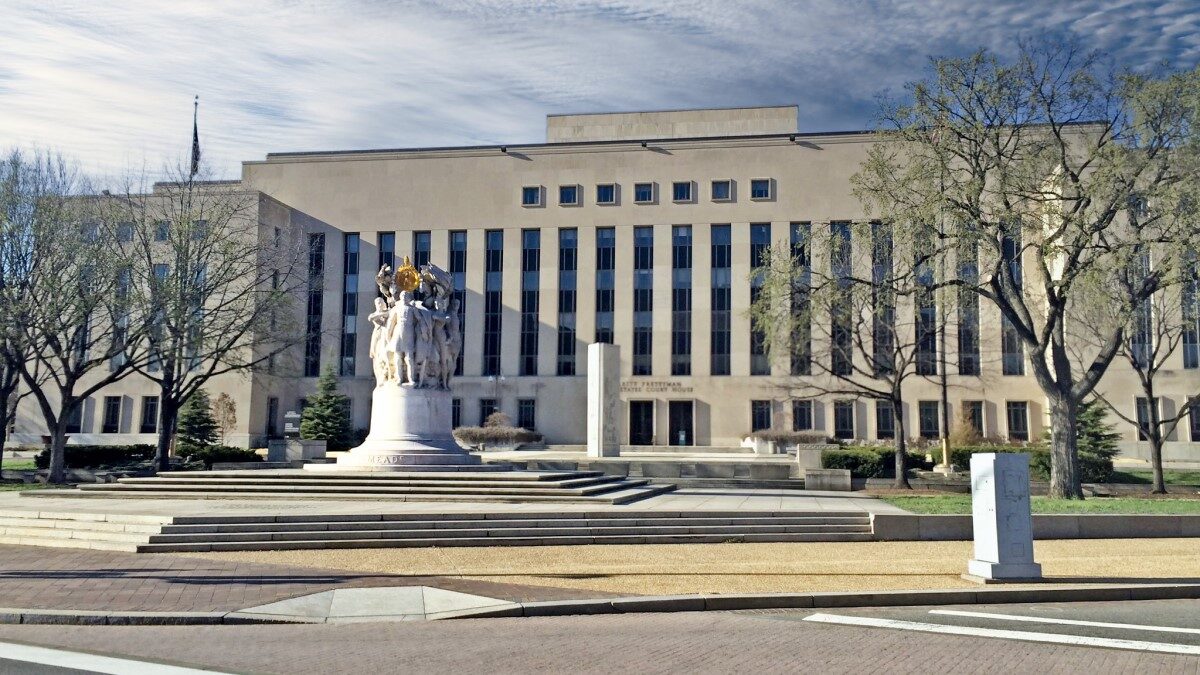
[1001,226,1025,376]
[452,398,462,428]
[102,396,121,434]
[1006,401,1029,441]
[266,397,278,437]
[412,231,431,269]
[519,229,540,376]
[957,234,981,375]
[876,400,895,439]
[671,225,693,376]
[1131,249,1153,368]
[790,222,811,376]
[834,400,855,439]
[1135,397,1157,441]
[871,221,895,376]
[482,230,503,376]
[918,401,940,439]
[339,233,360,376]
[478,398,497,425]
[448,231,467,375]
[65,402,84,434]
[595,227,615,344]
[710,224,732,375]
[377,232,395,274]
[964,401,984,436]
[751,400,772,432]
[914,227,937,375]
[831,221,853,376]
[518,399,536,430]
[750,223,771,375]
[1184,249,1199,369]
[632,226,654,375]
[305,233,326,377]
[792,400,813,431]
[139,396,159,434]
[557,228,578,375]
[1190,398,1200,442]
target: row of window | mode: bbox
[751,399,1035,441]
[59,395,160,435]
[521,179,774,207]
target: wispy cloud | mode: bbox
[2,0,1197,178]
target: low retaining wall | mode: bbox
[872,513,1200,540]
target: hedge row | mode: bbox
[453,426,543,446]
[34,444,156,469]
[947,444,1114,484]
[748,431,834,445]
[179,445,263,470]
[821,446,933,479]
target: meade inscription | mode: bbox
[620,380,694,394]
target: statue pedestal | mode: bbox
[306,386,485,472]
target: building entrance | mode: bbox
[668,400,693,446]
[629,400,655,445]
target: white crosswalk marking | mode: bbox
[0,640,230,675]
[802,613,1200,656]
[930,609,1200,636]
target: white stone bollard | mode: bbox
[966,453,1042,582]
[587,343,620,457]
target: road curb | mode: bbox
[3,583,1199,625]
[443,583,1200,620]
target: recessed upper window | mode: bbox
[596,183,616,205]
[522,186,542,207]
[672,181,693,203]
[711,180,732,202]
[750,178,772,200]
[633,182,654,204]
[559,184,579,206]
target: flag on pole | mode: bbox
[190,95,201,177]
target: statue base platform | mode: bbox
[305,385,498,472]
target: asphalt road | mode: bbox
[0,599,1198,673]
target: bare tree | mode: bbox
[113,163,305,471]
[1,153,151,483]
[1073,259,1200,494]
[751,220,957,489]
[213,392,237,445]
[852,42,1200,498]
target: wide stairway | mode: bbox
[0,509,875,553]
[22,469,676,505]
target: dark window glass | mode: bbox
[1006,401,1029,441]
[117,221,133,242]
[751,400,772,432]
[957,236,981,375]
[918,401,940,439]
[339,233,360,376]
[871,221,896,376]
[478,398,497,425]
[876,400,895,439]
[632,226,654,375]
[834,401,854,439]
[102,396,121,434]
[1135,397,1156,441]
[634,183,653,203]
[1131,250,1153,367]
[710,224,732,375]
[914,227,937,375]
[1183,251,1199,368]
[452,398,462,428]
[483,230,504,376]
[449,231,467,375]
[412,231,431,269]
[750,223,771,375]
[831,222,852,376]
[1190,399,1200,442]
[1001,317,1025,375]
[305,233,326,377]
[559,185,578,205]
[377,232,395,276]
[792,400,813,431]
[711,180,731,201]
[596,184,616,204]
[139,396,158,434]
[672,181,692,202]
[518,399,536,430]
[964,401,984,436]
[266,397,278,437]
[790,222,812,375]
[750,179,771,199]
[65,402,84,434]
[671,225,692,376]
[154,220,170,241]
[522,186,540,206]
[520,229,540,376]
[557,228,578,375]
[595,227,616,344]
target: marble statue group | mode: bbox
[369,258,461,390]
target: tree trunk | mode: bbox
[1148,435,1167,495]
[1047,395,1084,499]
[48,422,68,484]
[893,397,910,489]
[156,397,179,474]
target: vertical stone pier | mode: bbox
[587,343,620,457]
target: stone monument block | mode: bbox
[967,453,1042,581]
[267,439,327,463]
[587,343,620,457]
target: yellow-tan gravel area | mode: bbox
[186,538,1200,596]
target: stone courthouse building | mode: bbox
[9,106,1200,461]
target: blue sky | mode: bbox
[2,0,1198,178]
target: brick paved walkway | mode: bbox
[0,545,608,612]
